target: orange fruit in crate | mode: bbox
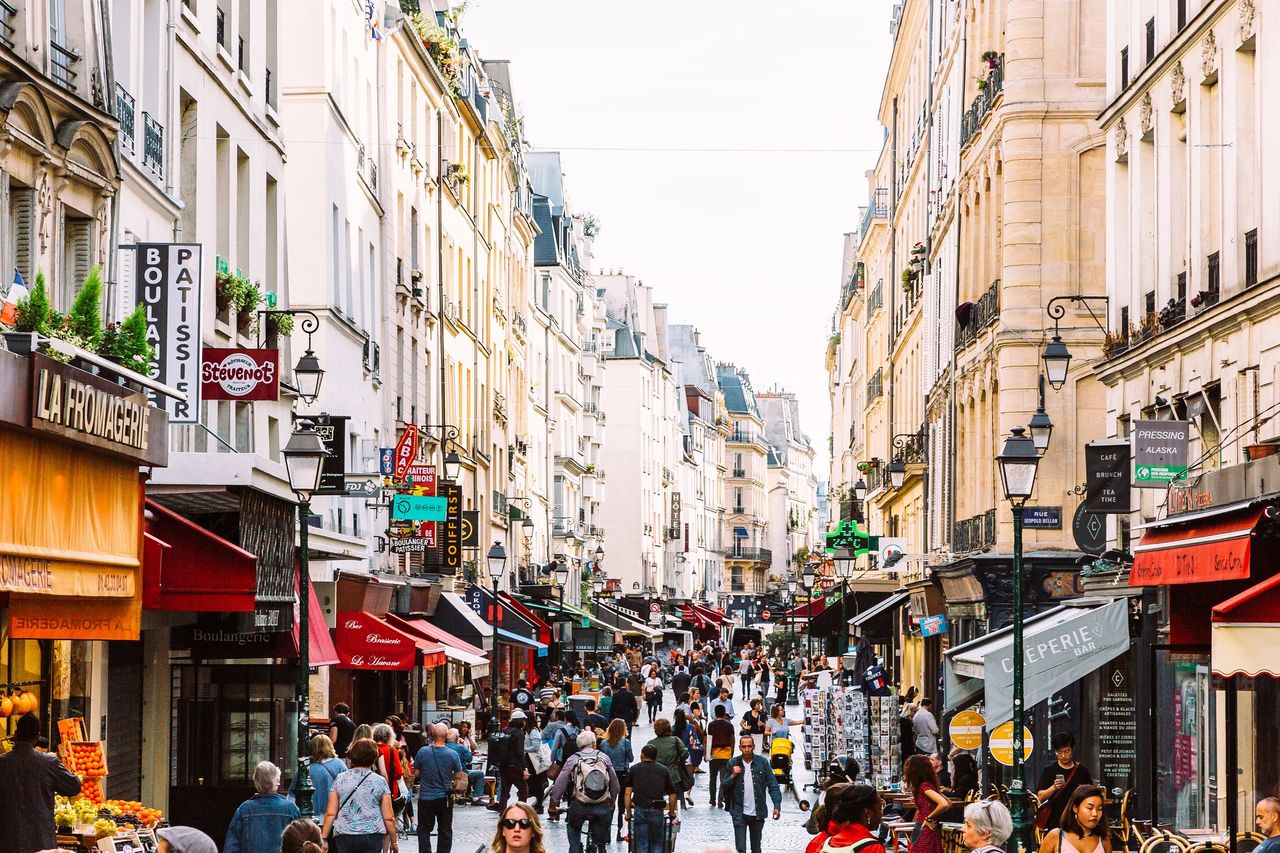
[0,695,10,717]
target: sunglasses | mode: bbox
[501,818,533,830]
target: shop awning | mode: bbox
[681,603,711,630]
[143,499,258,612]
[781,597,828,620]
[807,589,892,637]
[1130,506,1262,586]
[495,627,549,651]
[384,614,490,677]
[335,611,446,670]
[434,592,494,651]
[519,598,615,633]
[943,599,1130,728]
[500,592,553,646]
[1211,572,1280,677]
[689,603,728,626]
[848,591,910,634]
[297,582,340,666]
[595,604,662,639]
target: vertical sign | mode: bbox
[1085,440,1131,513]
[670,492,681,546]
[392,425,419,480]
[1097,656,1137,798]
[1132,420,1191,487]
[313,416,348,496]
[440,483,462,571]
[136,243,202,422]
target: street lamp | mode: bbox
[800,564,816,663]
[996,426,1042,853]
[1028,375,1054,456]
[887,459,906,490]
[292,349,325,405]
[853,479,867,504]
[443,449,462,482]
[1041,335,1071,391]
[486,541,507,737]
[552,557,570,664]
[834,552,855,655]
[281,420,328,816]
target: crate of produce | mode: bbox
[68,742,108,777]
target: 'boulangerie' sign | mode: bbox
[136,244,202,422]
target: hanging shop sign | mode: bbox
[136,243,202,422]
[440,483,462,570]
[461,510,479,547]
[200,347,279,401]
[1133,420,1190,488]
[1072,503,1107,555]
[920,613,949,638]
[29,354,166,466]
[402,464,436,491]
[671,492,681,533]
[393,426,419,480]
[1085,440,1130,513]
[949,710,986,750]
[379,448,395,476]
[391,494,448,521]
[390,540,431,554]
[313,416,348,496]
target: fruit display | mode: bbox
[105,799,164,827]
[0,690,37,718]
[93,817,119,838]
[68,742,107,776]
[79,777,104,805]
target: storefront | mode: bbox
[384,613,488,726]
[463,584,547,689]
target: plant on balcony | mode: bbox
[981,50,1000,66]
[901,268,917,285]
[445,161,471,185]
[405,13,461,88]
[12,271,53,335]
[826,332,841,358]
[910,241,926,256]
[1101,328,1129,358]
[580,212,601,238]
[1136,310,1162,342]
[265,312,295,336]
[98,305,155,370]
[215,268,262,318]
[976,76,988,90]
[65,266,105,350]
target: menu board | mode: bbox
[1097,656,1137,798]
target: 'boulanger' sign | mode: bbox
[30,354,167,465]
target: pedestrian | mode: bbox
[707,702,737,808]
[719,735,782,853]
[598,719,635,840]
[1255,798,1280,853]
[1034,733,1093,832]
[692,666,713,715]
[644,669,664,724]
[491,802,546,853]
[764,704,792,750]
[281,818,325,853]
[0,714,82,853]
[414,723,462,853]
[739,698,766,753]
[902,754,951,853]
[523,714,551,814]
[512,680,537,714]
[547,730,620,853]
[445,728,486,805]
[624,744,679,853]
[898,704,919,760]
[321,739,395,853]
[156,827,218,853]
[492,709,531,814]
[583,698,609,733]
[289,734,347,819]
[609,681,640,729]
[804,783,885,853]
[912,698,940,755]
[671,665,692,701]
[711,686,736,720]
[330,703,358,759]
[949,753,979,802]
[224,761,301,853]
[647,718,691,810]
[961,800,1013,853]
[599,686,614,718]
[372,724,406,820]
[672,709,698,807]
[688,703,708,772]
[1036,785,1110,853]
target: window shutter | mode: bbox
[112,245,137,322]
[65,218,94,303]
[440,114,457,167]
[10,187,35,286]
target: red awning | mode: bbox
[143,499,257,612]
[1130,507,1262,586]
[680,603,709,630]
[1211,572,1280,678]
[1212,571,1280,623]
[296,582,339,667]
[694,603,729,625]
[781,597,829,620]
[384,613,486,658]
[335,611,445,670]
[501,593,553,647]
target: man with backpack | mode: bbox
[490,710,530,814]
[548,730,620,853]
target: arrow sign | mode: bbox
[391,494,447,521]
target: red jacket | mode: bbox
[806,822,887,853]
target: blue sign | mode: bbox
[379,447,394,476]
[920,613,948,638]
[391,494,448,521]
[1022,506,1063,529]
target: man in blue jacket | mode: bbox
[719,735,782,853]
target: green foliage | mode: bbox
[580,212,602,238]
[103,305,155,371]
[267,313,295,336]
[66,266,104,349]
[406,12,461,86]
[13,271,52,333]
[216,269,263,316]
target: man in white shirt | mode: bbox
[913,697,940,754]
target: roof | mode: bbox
[716,366,760,417]
[609,322,641,358]
[531,196,559,265]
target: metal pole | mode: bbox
[558,584,566,667]
[1011,505,1026,853]
[840,578,848,657]
[491,580,502,738]
[295,500,315,817]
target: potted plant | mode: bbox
[63,266,105,353]
[5,271,53,355]
[1245,443,1280,461]
[445,162,470,185]
[910,241,927,256]
[1102,329,1128,358]
[99,305,155,389]
[976,76,988,90]
[215,269,263,330]
[981,50,1001,69]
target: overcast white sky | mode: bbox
[464,0,896,475]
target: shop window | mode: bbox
[1152,650,1216,830]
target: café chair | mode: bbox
[1234,832,1266,853]
[1137,829,1192,853]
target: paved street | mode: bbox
[399,690,817,853]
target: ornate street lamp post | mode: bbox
[282,421,328,816]
[487,541,507,738]
[996,426,1043,853]
[801,564,816,663]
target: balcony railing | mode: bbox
[860,187,889,241]
[953,509,997,552]
[512,313,528,336]
[720,546,772,563]
[142,112,164,179]
[50,36,80,91]
[893,424,928,465]
[954,279,1000,351]
[960,56,1004,148]
[867,280,884,315]
[728,429,759,444]
[867,368,883,403]
[732,468,746,478]
[115,83,136,158]
[1,1,17,49]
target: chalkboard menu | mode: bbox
[1097,656,1137,798]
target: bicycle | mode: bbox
[549,804,609,853]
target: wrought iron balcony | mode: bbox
[892,424,928,465]
[953,509,997,552]
[115,83,136,158]
[866,368,883,403]
[142,112,164,179]
[955,279,1000,351]
[960,55,1004,148]
[720,546,771,563]
[860,187,889,241]
[50,37,80,91]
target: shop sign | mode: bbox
[1021,506,1062,529]
[391,494,448,521]
[0,554,134,598]
[313,416,347,496]
[461,510,479,547]
[1133,420,1190,488]
[920,613,948,637]
[989,721,1034,766]
[392,426,419,480]
[949,710,985,750]
[1085,440,1130,513]
[30,354,160,465]
[402,464,436,491]
[336,611,416,669]
[8,594,141,640]
[440,483,462,570]
[671,492,681,532]
[1072,503,1106,555]
[390,540,431,554]
[200,347,279,400]
[234,602,292,634]
[1097,656,1137,798]
[136,243,202,422]
[379,448,395,476]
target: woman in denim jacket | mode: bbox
[224,761,302,853]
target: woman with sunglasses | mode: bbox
[1037,785,1111,853]
[491,802,546,853]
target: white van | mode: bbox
[662,629,694,655]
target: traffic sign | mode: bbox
[949,711,985,750]
[989,721,1033,766]
[391,494,447,521]
[649,602,660,614]
[761,609,771,620]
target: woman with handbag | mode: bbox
[321,738,397,853]
[523,715,551,814]
[647,718,692,811]
[644,671,664,724]
[1034,733,1093,833]
[599,719,634,840]
[903,753,951,853]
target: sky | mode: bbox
[463,0,897,476]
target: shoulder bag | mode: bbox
[323,771,374,840]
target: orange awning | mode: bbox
[1211,572,1280,678]
[1130,507,1262,586]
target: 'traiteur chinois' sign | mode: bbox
[30,354,166,465]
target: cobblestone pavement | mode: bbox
[398,686,818,853]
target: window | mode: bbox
[61,214,94,308]
[1145,18,1156,64]
[1207,251,1221,304]
[1120,47,1129,88]
[1245,229,1258,288]
[1177,0,1187,31]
